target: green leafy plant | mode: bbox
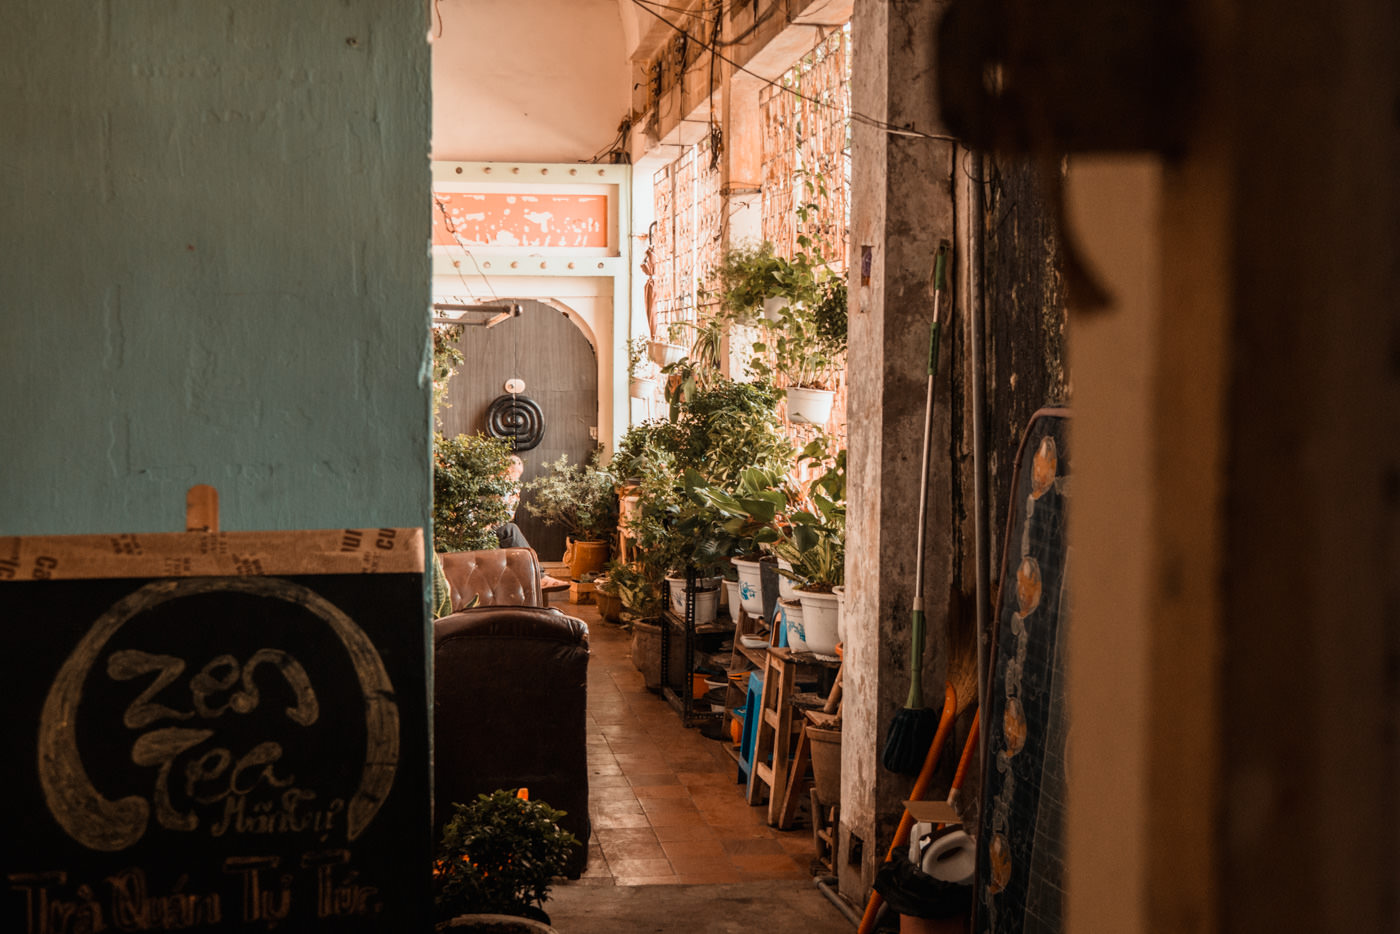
[717,240,803,321]
[431,324,465,426]
[687,466,792,562]
[522,453,619,542]
[770,445,847,592]
[669,377,794,486]
[611,419,686,482]
[433,790,580,923]
[749,272,845,390]
[433,432,515,552]
[626,336,650,380]
[603,559,666,621]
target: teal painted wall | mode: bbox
[0,1,433,536]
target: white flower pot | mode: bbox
[629,376,657,399]
[665,575,720,625]
[648,340,686,368]
[786,386,836,425]
[776,557,798,602]
[779,597,808,653]
[731,557,766,618]
[832,584,846,648]
[794,588,840,655]
[724,579,740,616]
[762,295,787,321]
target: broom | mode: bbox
[881,241,950,776]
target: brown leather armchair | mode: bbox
[437,547,544,611]
[433,605,591,878]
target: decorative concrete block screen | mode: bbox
[761,27,851,271]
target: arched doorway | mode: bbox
[438,299,600,562]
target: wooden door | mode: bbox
[439,299,599,562]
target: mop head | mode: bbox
[881,705,941,775]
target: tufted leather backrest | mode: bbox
[437,547,544,611]
[433,606,590,877]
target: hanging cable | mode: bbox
[625,0,959,144]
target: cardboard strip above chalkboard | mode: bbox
[0,526,424,582]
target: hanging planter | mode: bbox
[785,386,836,426]
[647,340,686,368]
[761,295,788,321]
[629,375,658,399]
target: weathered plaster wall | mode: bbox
[430,0,629,163]
[0,0,432,536]
[843,0,961,898]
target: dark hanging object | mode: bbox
[936,0,1199,157]
[485,394,545,452]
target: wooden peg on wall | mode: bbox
[186,485,219,533]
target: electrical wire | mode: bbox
[433,193,499,303]
[625,0,960,144]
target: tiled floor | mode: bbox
[554,596,822,888]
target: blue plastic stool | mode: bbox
[737,671,764,784]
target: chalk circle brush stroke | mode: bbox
[38,576,399,852]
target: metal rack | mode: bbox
[658,568,730,728]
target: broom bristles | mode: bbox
[881,705,941,775]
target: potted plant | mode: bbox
[606,558,668,690]
[433,789,579,931]
[522,453,618,579]
[770,447,846,655]
[687,466,790,620]
[717,240,805,323]
[750,271,846,425]
[626,336,657,400]
[433,432,516,552]
[647,319,689,369]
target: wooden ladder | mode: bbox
[746,647,803,823]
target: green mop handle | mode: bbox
[907,244,949,711]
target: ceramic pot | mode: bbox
[629,376,658,399]
[779,597,808,653]
[629,619,663,691]
[724,579,741,617]
[786,386,836,425]
[665,575,720,625]
[647,340,686,368]
[832,584,846,647]
[794,588,840,655]
[730,557,766,618]
[566,538,609,580]
[776,557,798,602]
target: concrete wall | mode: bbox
[0,0,432,536]
[430,0,629,163]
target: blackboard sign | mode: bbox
[975,409,1071,934]
[0,528,430,933]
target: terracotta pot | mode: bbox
[566,538,610,580]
